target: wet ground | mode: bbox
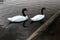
[0,0,60,40]
[35,15,60,40]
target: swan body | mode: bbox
[8,15,28,22]
[30,8,46,22]
[6,8,29,27]
[30,14,45,21]
[7,8,29,23]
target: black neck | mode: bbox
[41,9,44,15]
[22,11,26,16]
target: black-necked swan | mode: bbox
[30,8,46,23]
[7,8,30,27]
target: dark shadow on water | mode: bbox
[35,16,60,40]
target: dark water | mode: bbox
[35,15,60,40]
[0,0,60,40]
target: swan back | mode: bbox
[31,15,45,21]
[8,15,28,22]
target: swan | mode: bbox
[8,8,29,22]
[30,8,46,23]
[6,8,30,27]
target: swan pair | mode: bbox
[7,8,46,27]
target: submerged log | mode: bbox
[27,11,60,40]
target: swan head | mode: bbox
[23,8,27,10]
[42,7,46,10]
[22,8,30,18]
[41,7,46,15]
[22,8,28,12]
[22,8,28,16]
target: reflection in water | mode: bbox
[23,20,28,27]
[0,0,59,39]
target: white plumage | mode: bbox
[30,15,45,21]
[30,8,45,21]
[7,8,29,23]
[8,15,28,22]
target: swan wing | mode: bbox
[8,15,28,22]
[31,15,45,21]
